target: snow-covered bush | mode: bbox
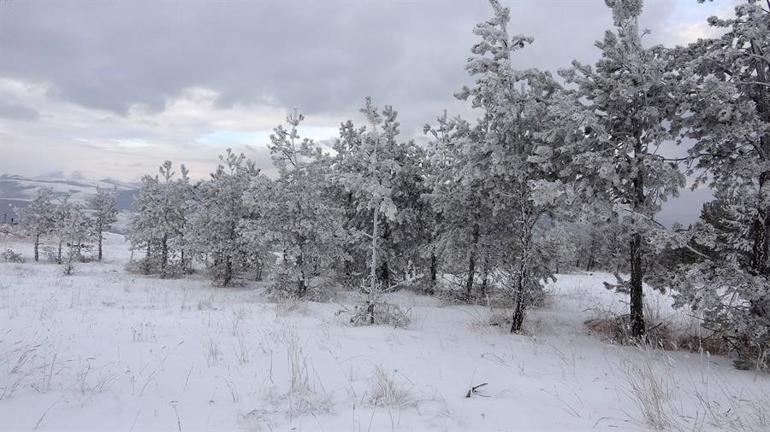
[0,249,24,263]
[349,281,410,328]
[41,246,57,263]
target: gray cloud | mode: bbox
[0,1,672,127]
[0,101,38,121]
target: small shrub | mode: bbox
[348,280,410,328]
[268,273,336,303]
[0,249,24,263]
[585,314,674,349]
[350,300,410,328]
[367,366,415,408]
[676,333,728,356]
[62,259,76,276]
[620,351,674,430]
[41,246,57,263]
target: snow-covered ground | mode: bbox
[1,234,768,431]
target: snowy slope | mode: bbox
[0,174,138,221]
[0,235,768,431]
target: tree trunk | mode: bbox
[160,234,169,279]
[510,294,525,333]
[629,232,645,337]
[511,218,533,333]
[629,148,646,338]
[465,222,480,298]
[296,253,306,297]
[57,240,62,264]
[586,232,596,272]
[480,254,489,298]
[223,258,232,287]
[379,221,391,287]
[254,259,263,281]
[222,220,237,287]
[380,260,390,288]
[510,264,528,333]
[97,220,103,261]
[370,207,379,293]
[34,233,40,262]
[428,250,437,295]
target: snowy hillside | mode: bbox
[1,234,767,432]
[0,174,138,221]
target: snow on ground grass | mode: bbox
[1,234,769,431]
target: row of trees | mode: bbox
[123,0,768,367]
[21,187,118,266]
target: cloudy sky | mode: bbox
[0,0,739,223]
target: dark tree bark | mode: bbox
[465,222,480,298]
[629,137,646,338]
[296,253,307,297]
[379,221,391,287]
[629,232,645,337]
[34,233,40,262]
[160,234,169,279]
[97,220,103,261]
[480,254,489,298]
[510,266,528,333]
[428,250,437,295]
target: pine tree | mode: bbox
[426,0,566,331]
[669,0,770,368]
[20,187,56,262]
[248,111,348,297]
[557,0,685,337]
[334,98,404,294]
[190,149,258,286]
[128,161,190,276]
[52,194,92,268]
[88,186,118,261]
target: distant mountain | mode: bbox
[0,173,139,222]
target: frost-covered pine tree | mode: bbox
[52,194,93,267]
[557,0,685,338]
[190,149,258,286]
[20,187,56,262]
[247,110,348,297]
[669,0,770,368]
[427,0,566,331]
[334,98,404,294]
[331,103,431,292]
[88,186,118,261]
[129,174,161,273]
[128,161,190,277]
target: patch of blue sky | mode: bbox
[197,126,338,148]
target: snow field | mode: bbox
[1,234,768,431]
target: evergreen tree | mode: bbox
[557,0,685,337]
[52,194,92,266]
[190,149,259,286]
[334,98,404,293]
[128,161,190,277]
[20,187,56,262]
[427,0,566,331]
[670,0,770,368]
[88,186,118,261]
[248,111,348,297]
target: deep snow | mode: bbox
[1,234,768,431]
